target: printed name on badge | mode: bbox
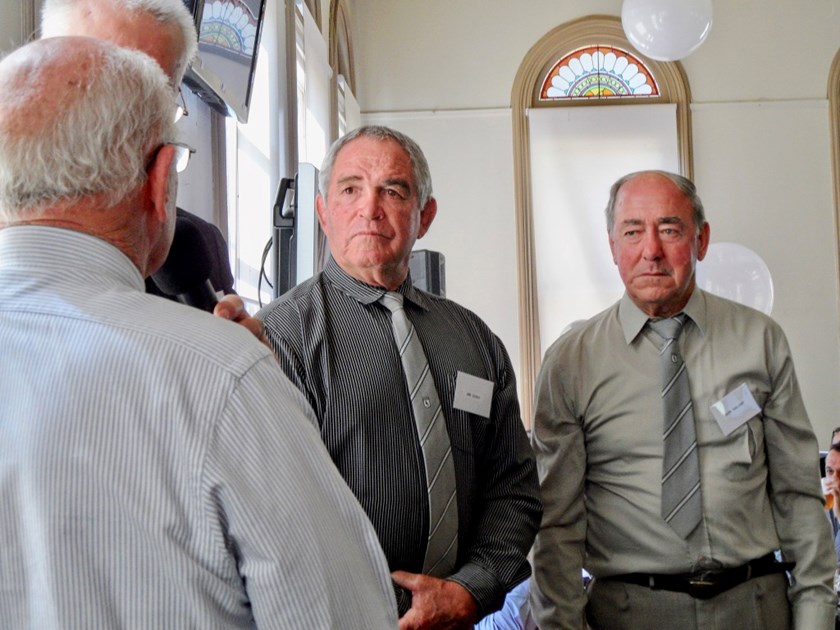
[710,382,761,435]
[453,371,494,418]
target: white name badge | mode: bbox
[453,371,494,418]
[710,383,761,435]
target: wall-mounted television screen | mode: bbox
[181,0,267,123]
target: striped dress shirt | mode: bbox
[0,226,398,629]
[258,258,542,617]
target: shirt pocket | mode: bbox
[447,409,494,457]
[718,417,763,480]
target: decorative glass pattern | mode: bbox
[540,46,659,101]
[199,0,261,60]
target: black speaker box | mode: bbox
[409,249,446,297]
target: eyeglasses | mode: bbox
[174,86,189,122]
[146,142,195,174]
[171,142,195,173]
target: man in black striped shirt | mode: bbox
[259,125,542,628]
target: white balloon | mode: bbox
[696,242,774,315]
[621,0,713,62]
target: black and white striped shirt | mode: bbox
[258,258,542,616]
[0,226,398,629]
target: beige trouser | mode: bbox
[586,572,791,630]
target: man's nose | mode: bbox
[642,229,663,260]
[357,190,383,219]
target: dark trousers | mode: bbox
[586,572,791,630]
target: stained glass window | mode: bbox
[539,45,659,101]
[198,0,261,60]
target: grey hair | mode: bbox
[0,39,176,221]
[319,125,434,209]
[605,170,706,234]
[40,0,197,85]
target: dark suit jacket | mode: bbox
[146,208,235,299]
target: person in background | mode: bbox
[0,35,397,628]
[474,580,537,630]
[258,125,542,628]
[823,444,840,562]
[530,170,834,630]
[41,0,236,299]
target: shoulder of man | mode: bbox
[543,300,619,363]
[414,288,502,339]
[128,291,275,376]
[256,272,327,336]
[699,288,774,321]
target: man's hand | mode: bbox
[392,570,479,630]
[213,295,268,346]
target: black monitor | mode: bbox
[181,0,267,123]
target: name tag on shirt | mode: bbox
[710,383,761,435]
[453,371,494,418]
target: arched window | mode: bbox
[511,15,693,422]
[539,45,659,100]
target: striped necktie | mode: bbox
[379,291,458,576]
[648,315,702,538]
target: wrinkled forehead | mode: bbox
[615,175,693,221]
[333,137,414,181]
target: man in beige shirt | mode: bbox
[530,170,834,630]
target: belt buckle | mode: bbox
[687,570,722,599]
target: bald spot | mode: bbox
[0,37,108,140]
[54,0,183,82]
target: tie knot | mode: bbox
[379,291,404,314]
[648,314,686,341]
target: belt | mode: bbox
[602,553,794,600]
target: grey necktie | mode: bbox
[379,291,458,576]
[648,315,702,538]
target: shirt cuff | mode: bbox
[447,562,510,617]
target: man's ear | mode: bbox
[608,229,618,265]
[416,197,438,239]
[696,221,711,261]
[315,192,328,231]
[145,144,176,225]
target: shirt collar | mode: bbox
[323,256,432,311]
[0,224,145,292]
[618,287,708,344]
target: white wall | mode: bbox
[352,0,840,440]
